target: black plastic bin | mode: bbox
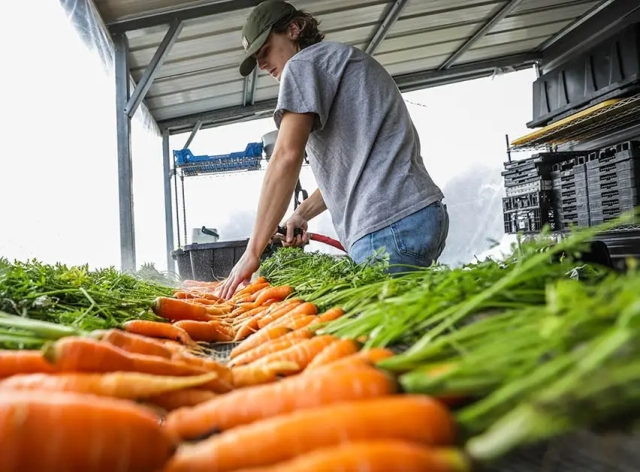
[172,239,249,282]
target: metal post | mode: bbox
[174,167,181,248]
[114,32,136,272]
[162,130,176,273]
[183,120,202,150]
[180,173,188,245]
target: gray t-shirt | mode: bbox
[274,41,444,251]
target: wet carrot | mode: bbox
[173,320,234,343]
[252,335,338,370]
[43,337,226,392]
[301,348,397,376]
[99,328,174,359]
[173,355,234,393]
[122,320,197,347]
[146,388,217,412]
[256,300,303,329]
[313,307,345,324]
[233,442,470,472]
[253,285,292,306]
[152,297,215,322]
[281,314,317,330]
[231,361,300,388]
[233,277,268,297]
[305,338,361,370]
[230,327,292,359]
[233,307,273,341]
[184,298,223,306]
[0,391,177,472]
[163,395,457,472]
[0,350,57,378]
[0,371,217,399]
[260,302,317,329]
[228,328,313,366]
[165,366,398,440]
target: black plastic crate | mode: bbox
[590,187,639,205]
[529,23,640,128]
[505,179,553,197]
[175,239,250,282]
[504,207,558,234]
[503,191,553,213]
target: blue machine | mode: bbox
[174,142,264,176]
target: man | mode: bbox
[219,0,448,299]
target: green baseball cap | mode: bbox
[239,0,297,77]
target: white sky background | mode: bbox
[0,0,535,272]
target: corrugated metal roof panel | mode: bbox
[89,0,611,130]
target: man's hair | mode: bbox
[272,10,325,49]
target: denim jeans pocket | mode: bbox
[390,201,447,263]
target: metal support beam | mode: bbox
[438,0,526,70]
[159,52,540,134]
[364,0,409,55]
[125,19,183,118]
[243,68,259,106]
[183,120,202,149]
[162,129,176,273]
[114,32,136,272]
[539,0,640,74]
[398,52,540,92]
[107,0,262,33]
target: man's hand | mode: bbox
[218,250,261,300]
[282,214,310,248]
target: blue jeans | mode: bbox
[349,200,449,275]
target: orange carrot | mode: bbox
[122,320,198,347]
[228,328,314,366]
[256,300,303,328]
[305,338,361,370]
[43,337,228,392]
[163,395,457,472]
[253,285,292,306]
[234,277,268,297]
[280,314,317,330]
[173,355,234,393]
[0,371,217,399]
[261,302,318,328]
[231,361,300,388]
[230,327,292,359]
[313,306,345,324]
[232,306,273,341]
[252,335,338,370]
[165,366,398,440]
[301,348,397,376]
[0,391,177,472]
[146,389,217,412]
[99,328,174,358]
[173,320,234,343]
[0,350,58,378]
[184,298,223,306]
[232,441,470,472]
[152,296,215,322]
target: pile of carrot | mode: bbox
[0,275,470,471]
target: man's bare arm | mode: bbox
[294,188,327,221]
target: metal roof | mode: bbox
[91,0,616,135]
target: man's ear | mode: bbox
[288,22,301,39]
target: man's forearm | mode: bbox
[247,153,303,258]
[294,188,327,221]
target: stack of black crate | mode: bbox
[587,141,640,225]
[502,153,571,234]
[551,155,591,229]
